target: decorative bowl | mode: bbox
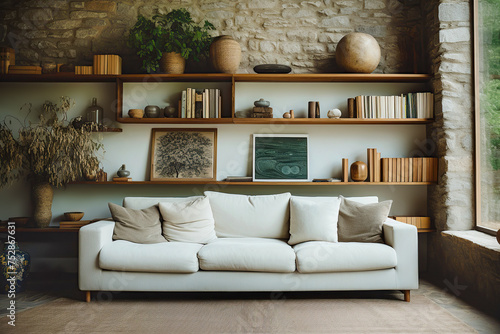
[254,98,270,107]
[8,217,30,227]
[64,212,84,221]
[128,109,144,118]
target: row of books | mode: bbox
[348,92,434,119]
[75,66,93,75]
[391,216,433,230]
[180,88,222,118]
[8,65,41,75]
[381,157,438,182]
[93,54,122,75]
[59,220,91,229]
[0,47,15,74]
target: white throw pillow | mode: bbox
[288,196,341,245]
[158,197,217,244]
[205,191,291,238]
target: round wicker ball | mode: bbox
[335,33,381,73]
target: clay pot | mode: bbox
[128,109,144,118]
[160,52,186,74]
[32,182,53,228]
[336,32,381,73]
[350,161,368,182]
[210,35,241,74]
[144,105,161,118]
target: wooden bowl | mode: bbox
[128,109,144,118]
[8,217,30,227]
[64,212,84,221]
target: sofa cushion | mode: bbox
[108,203,166,244]
[288,196,341,245]
[338,195,392,243]
[204,191,291,238]
[158,197,217,244]
[198,238,296,272]
[123,196,202,210]
[294,241,397,273]
[99,240,203,273]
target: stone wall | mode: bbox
[0,0,424,74]
[426,0,474,231]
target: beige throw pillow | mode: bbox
[109,203,166,244]
[158,197,217,244]
[337,195,392,243]
[288,196,341,245]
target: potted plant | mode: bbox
[128,8,215,74]
[0,97,103,227]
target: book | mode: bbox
[342,158,349,182]
[225,176,253,182]
[112,177,132,182]
[59,220,91,228]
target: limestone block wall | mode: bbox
[0,0,424,74]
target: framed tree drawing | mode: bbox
[253,134,309,182]
[150,128,217,181]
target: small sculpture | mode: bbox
[327,109,342,119]
[283,112,291,119]
[117,164,130,177]
[254,98,270,107]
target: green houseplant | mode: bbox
[0,97,103,227]
[128,8,215,73]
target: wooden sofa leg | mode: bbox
[403,290,410,302]
[85,291,91,303]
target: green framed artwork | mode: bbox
[253,134,309,182]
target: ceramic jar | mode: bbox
[117,164,130,177]
[350,161,368,182]
[210,35,241,74]
[144,105,161,118]
[1,242,31,293]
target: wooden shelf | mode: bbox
[117,117,233,124]
[0,227,80,233]
[233,73,432,83]
[72,181,435,186]
[118,73,233,82]
[0,73,118,82]
[232,118,433,125]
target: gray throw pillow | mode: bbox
[337,195,392,243]
[109,202,166,244]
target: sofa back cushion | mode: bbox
[123,196,202,210]
[205,191,291,238]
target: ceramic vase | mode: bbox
[160,52,185,74]
[32,182,53,228]
[350,161,368,182]
[210,36,241,74]
[1,242,31,293]
[117,164,130,177]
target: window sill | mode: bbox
[442,230,500,252]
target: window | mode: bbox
[475,0,500,233]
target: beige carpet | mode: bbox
[1,295,476,333]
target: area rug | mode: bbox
[0,294,476,333]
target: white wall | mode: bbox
[0,81,429,226]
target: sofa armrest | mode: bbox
[78,220,115,291]
[383,217,418,289]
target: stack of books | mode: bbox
[391,216,433,230]
[349,92,434,119]
[367,148,381,182]
[381,157,438,182]
[75,66,93,75]
[93,54,122,75]
[0,47,15,74]
[8,65,42,75]
[179,88,222,118]
[59,220,91,229]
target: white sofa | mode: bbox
[79,193,418,302]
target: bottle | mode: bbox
[86,97,103,125]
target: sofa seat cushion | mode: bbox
[99,240,203,273]
[294,241,397,273]
[198,238,296,273]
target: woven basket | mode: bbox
[159,52,186,74]
[210,35,241,74]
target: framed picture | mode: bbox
[253,134,309,182]
[150,128,217,181]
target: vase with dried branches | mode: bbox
[0,97,103,227]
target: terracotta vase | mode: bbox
[159,52,185,74]
[32,182,53,228]
[210,35,241,74]
[350,161,368,182]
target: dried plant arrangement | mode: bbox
[0,96,103,188]
[0,97,104,227]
